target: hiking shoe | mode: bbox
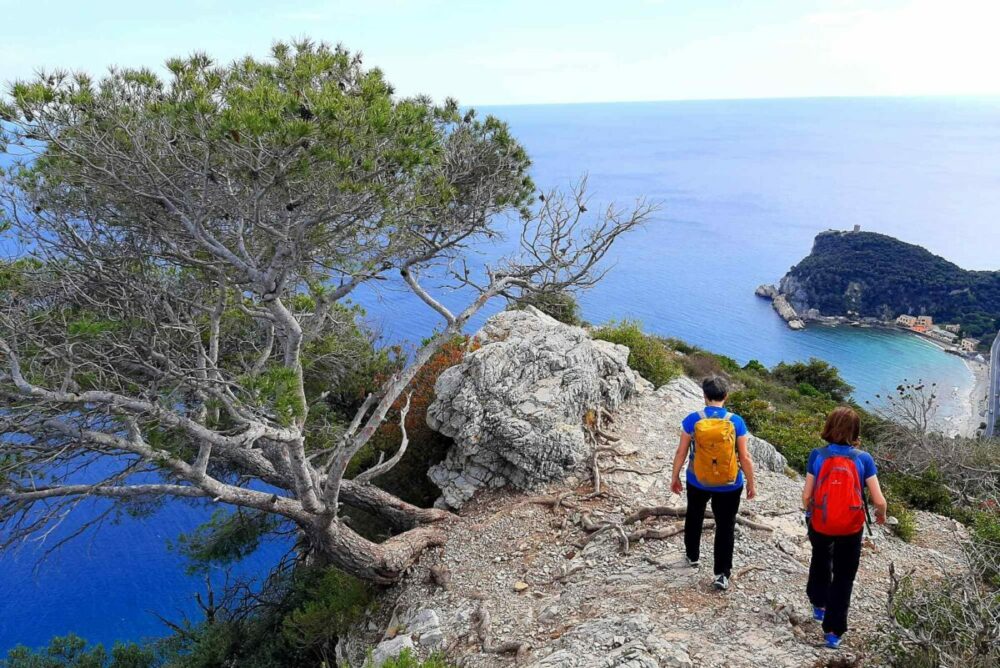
[686,556,700,568]
[712,574,729,590]
[813,607,825,622]
[824,632,841,649]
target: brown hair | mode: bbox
[821,406,861,446]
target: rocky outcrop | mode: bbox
[427,307,650,509]
[754,283,778,300]
[756,283,806,330]
[340,371,966,668]
[772,295,806,330]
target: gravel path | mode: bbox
[341,377,969,668]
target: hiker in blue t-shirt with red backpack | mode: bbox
[802,406,888,650]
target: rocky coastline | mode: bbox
[755,283,990,437]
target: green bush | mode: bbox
[727,385,829,471]
[971,510,1000,586]
[377,650,453,668]
[887,500,917,542]
[513,290,582,326]
[1,635,154,668]
[882,471,953,516]
[282,569,374,658]
[157,566,374,668]
[662,337,699,355]
[591,320,681,388]
[795,382,823,398]
[772,358,854,401]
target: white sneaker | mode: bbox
[713,574,729,590]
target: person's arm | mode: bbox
[866,475,888,524]
[802,473,815,511]
[736,435,756,499]
[671,432,691,494]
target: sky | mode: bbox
[1,0,999,105]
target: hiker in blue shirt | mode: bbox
[801,406,887,650]
[671,376,757,591]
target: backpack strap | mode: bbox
[718,410,730,421]
[697,410,707,420]
[846,449,873,534]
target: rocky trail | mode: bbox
[338,310,968,668]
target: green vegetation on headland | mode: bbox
[780,230,1000,339]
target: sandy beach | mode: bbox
[965,357,991,435]
[886,327,989,437]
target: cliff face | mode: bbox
[774,230,1000,337]
[338,311,966,668]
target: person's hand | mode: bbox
[745,481,757,500]
[670,477,683,495]
[875,507,887,525]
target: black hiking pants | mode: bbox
[684,484,742,577]
[807,527,864,637]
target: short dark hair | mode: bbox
[822,406,861,446]
[702,376,729,402]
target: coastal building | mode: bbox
[960,338,980,353]
[896,314,917,327]
[944,323,962,333]
[916,315,933,328]
[927,328,958,344]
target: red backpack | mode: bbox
[810,447,866,536]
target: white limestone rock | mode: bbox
[427,307,648,509]
[369,635,414,667]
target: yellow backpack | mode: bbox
[691,410,739,487]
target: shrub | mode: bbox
[591,320,682,388]
[377,650,453,668]
[796,382,822,398]
[1,635,154,668]
[887,499,917,542]
[662,337,699,355]
[678,352,727,381]
[971,510,1000,586]
[513,290,582,326]
[882,471,953,516]
[880,543,1000,668]
[727,386,828,471]
[714,354,742,374]
[282,569,374,660]
[772,358,853,401]
[158,566,374,668]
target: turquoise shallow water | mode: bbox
[2,97,997,651]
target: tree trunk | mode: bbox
[339,481,453,531]
[311,519,448,584]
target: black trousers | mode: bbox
[807,527,863,636]
[684,484,742,577]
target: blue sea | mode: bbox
[3,97,999,653]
